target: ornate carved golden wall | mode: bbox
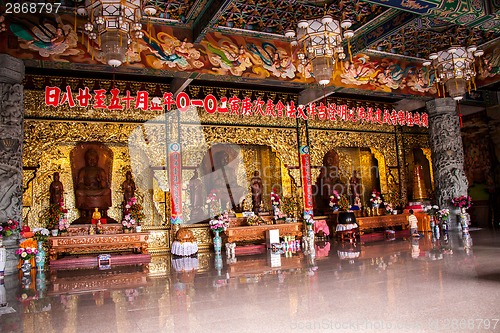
[22,77,429,252]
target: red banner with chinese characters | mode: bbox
[168,143,182,225]
[43,86,429,128]
[300,146,314,218]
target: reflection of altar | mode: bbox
[48,266,148,295]
[227,252,305,277]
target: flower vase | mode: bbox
[36,270,47,297]
[213,230,222,254]
[214,253,223,275]
[51,229,59,237]
[21,259,32,276]
[434,224,440,239]
[306,224,315,249]
[442,220,448,233]
[0,244,6,278]
[35,242,46,271]
[0,282,6,306]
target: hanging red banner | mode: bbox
[300,146,314,218]
[44,85,429,128]
[168,143,182,225]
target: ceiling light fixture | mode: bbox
[78,0,149,67]
[423,44,483,101]
[284,11,353,86]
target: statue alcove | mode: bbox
[70,142,115,224]
[198,144,247,214]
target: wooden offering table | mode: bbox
[49,232,149,260]
[225,222,303,244]
[357,214,409,233]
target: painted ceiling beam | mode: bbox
[193,0,234,44]
[298,86,339,106]
[170,73,201,96]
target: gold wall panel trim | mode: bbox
[180,224,212,250]
[147,229,171,254]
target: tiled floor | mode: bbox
[1,229,500,332]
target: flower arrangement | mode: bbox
[338,194,350,211]
[329,190,340,209]
[437,208,450,221]
[16,238,38,260]
[273,206,286,222]
[281,196,298,218]
[270,188,281,207]
[424,205,440,216]
[206,189,217,204]
[383,202,394,214]
[209,212,229,232]
[304,214,314,226]
[121,214,136,230]
[384,190,404,210]
[1,219,20,237]
[452,195,472,210]
[33,228,50,243]
[370,189,382,207]
[45,203,67,230]
[122,197,145,229]
[206,190,221,217]
[58,217,70,232]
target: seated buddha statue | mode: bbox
[75,148,112,221]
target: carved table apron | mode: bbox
[224,222,303,244]
[48,233,149,260]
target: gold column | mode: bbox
[421,148,434,191]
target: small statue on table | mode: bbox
[189,169,205,221]
[349,171,361,205]
[351,194,361,210]
[250,170,263,215]
[122,171,136,206]
[49,172,64,206]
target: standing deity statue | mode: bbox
[250,170,263,214]
[49,172,64,206]
[121,171,136,204]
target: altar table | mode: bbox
[224,222,303,244]
[356,214,409,233]
[48,232,149,260]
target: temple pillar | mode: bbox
[427,98,467,227]
[0,54,25,275]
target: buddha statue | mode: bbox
[74,148,112,222]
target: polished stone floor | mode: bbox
[1,229,500,333]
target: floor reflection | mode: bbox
[1,229,498,332]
